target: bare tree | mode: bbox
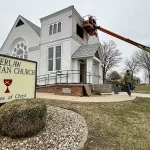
[143,69,149,84]
[102,40,122,83]
[124,54,140,77]
[135,50,150,84]
[132,76,141,84]
[107,71,121,81]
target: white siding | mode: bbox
[0,23,40,55]
[39,38,84,84]
[72,59,79,83]
[40,11,72,44]
[72,13,88,45]
[39,38,73,76]
[86,57,93,83]
[0,6,103,85]
[99,61,103,84]
[71,39,81,55]
[88,36,99,44]
[28,49,40,76]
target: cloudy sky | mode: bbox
[0,0,150,82]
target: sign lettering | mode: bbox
[0,54,37,103]
[62,88,71,93]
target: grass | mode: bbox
[42,97,150,150]
[133,85,150,94]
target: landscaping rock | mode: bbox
[0,99,47,138]
[0,105,88,150]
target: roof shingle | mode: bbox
[72,43,102,58]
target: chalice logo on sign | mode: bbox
[4,79,13,93]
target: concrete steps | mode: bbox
[83,84,93,96]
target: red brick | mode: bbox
[36,85,85,96]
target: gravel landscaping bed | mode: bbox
[0,105,88,150]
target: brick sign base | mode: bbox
[36,84,86,96]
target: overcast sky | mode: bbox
[0,0,150,82]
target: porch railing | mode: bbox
[37,70,102,87]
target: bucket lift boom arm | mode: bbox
[97,26,150,53]
[82,15,150,52]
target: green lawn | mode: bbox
[133,85,150,94]
[43,98,150,150]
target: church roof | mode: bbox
[72,43,102,59]
[21,16,41,36]
[40,5,83,22]
[0,15,41,51]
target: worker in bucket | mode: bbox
[89,16,99,30]
[123,70,133,96]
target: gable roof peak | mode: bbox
[16,15,41,36]
[0,15,41,50]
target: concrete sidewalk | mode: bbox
[36,92,137,103]
[119,92,150,98]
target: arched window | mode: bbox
[49,25,53,35]
[53,23,57,34]
[49,21,62,35]
[17,49,23,58]
[58,22,61,32]
[12,41,28,59]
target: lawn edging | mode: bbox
[77,114,88,150]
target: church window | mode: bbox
[53,23,57,34]
[49,21,62,35]
[12,41,28,60]
[58,22,61,32]
[55,46,61,70]
[48,47,54,71]
[48,45,61,71]
[76,24,84,39]
[49,25,53,35]
[21,43,24,47]
[17,44,20,48]
[24,45,27,50]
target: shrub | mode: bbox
[0,99,47,138]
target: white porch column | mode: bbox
[95,63,99,84]
[86,57,93,84]
[72,59,79,83]
[99,61,103,84]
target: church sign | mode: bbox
[62,88,71,93]
[0,54,37,103]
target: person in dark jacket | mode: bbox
[89,16,99,30]
[123,70,133,96]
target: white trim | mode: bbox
[39,36,71,46]
[93,57,101,63]
[40,6,83,22]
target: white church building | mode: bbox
[0,5,103,86]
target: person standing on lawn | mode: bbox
[123,70,133,96]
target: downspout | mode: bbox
[92,59,94,92]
